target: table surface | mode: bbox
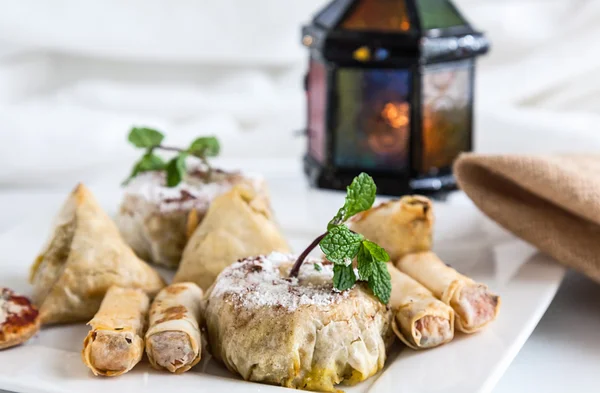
[0,184,598,393]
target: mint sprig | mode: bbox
[122,127,220,187]
[289,173,391,304]
[328,173,377,230]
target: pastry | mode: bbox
[146,282,203,373]
[117,167,268,268]
[204,252,393,392]
[349,196,433,261]
[387,264,454,349]
[173,185,290,290]
[82,286,149,376]
[30,183,165,325]
[396,251,500,333]
[0,288,40,350]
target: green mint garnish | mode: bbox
[123,153,166,185]
[313,263,322,272]
[189,136,220,158]
[333,264,357,291]
[328,172,377,230]
[368,261,392,304]
[319,225,364,264]
[123,127,220,187]
[128,127,165,148]
[165,153,188,187]
[289,172,391,304]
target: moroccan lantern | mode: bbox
[302,0,489,195]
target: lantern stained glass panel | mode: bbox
[341,0,411,32]
[334,68,411,170]
[421,60,472,174]
[416,0,466,30]
[307,59,327,163]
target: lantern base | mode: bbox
[303,155,457,197]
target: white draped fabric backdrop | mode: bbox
[0,0,598,187]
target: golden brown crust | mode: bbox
[396,251,500,333]
[31,183,165,325]
[145,283,203,374]
[349,196,433,261]
[173,185,290,290]
[81,286,149,377]
[0,288,41,350]
[387,264,454,349]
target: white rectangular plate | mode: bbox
[0,177,566,393]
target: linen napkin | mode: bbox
[454,154,600,283]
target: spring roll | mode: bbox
[145,282,203,373]
[387,264,454,349]
[82,286,149,376]
[396,252,500,333]
[349,196,433,261]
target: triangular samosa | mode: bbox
[30,184,165,325]
[173,185,290,290]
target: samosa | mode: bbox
[173,185,290,290]
[30,184,165,325]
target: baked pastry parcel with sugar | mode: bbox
[30,184,165,325]
[349,196,433,262]
[174,185,290,290]
[117,167,268,268]
[204,252,393,393]
[0,288,40,350]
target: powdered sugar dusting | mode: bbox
[210,252,351,311]
[123,165,263,213]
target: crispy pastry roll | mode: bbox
[387,264,454,349]
[145,283,203,373]
[349,196,433,261]
[82,286,149,376]
[396,252,500,333]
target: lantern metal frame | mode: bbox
[302,0,489,195]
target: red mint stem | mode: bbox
[289,232,327,278]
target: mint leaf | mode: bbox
[165,153,187,187]
[327,208,346,231]
[345,173,377,218]
[123,153,166,185]
[327,172,376,229]
[314,263,322,272]
[333,264,356,291]
[189,136,220,158]
[319,225,363,264]
[356,244,374,280]
[128,127,164,148]
[368,261,392,304]
[362,240,390,263]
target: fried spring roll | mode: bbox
[396,252,500,333]
[349,196,433,261]
[82,286,149,376]
[387,264,454,349]
[145,283,203,373]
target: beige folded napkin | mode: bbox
[454,153,600,283]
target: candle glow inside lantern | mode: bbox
[302,0,489,195]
